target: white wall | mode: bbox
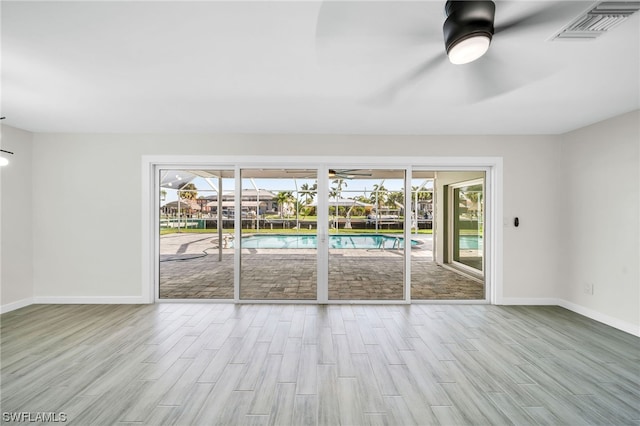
[4,112,637,334]
[26,133,563,304]
[1,125,34,311]
[560,110,640,334]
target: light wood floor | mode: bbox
[1,303,638,425]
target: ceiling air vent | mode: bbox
[552,1,640,40]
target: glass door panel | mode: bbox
[327,169,406,301]
[159,169,235,299]
[411,171,485,300]
[408,171,437,300]
[239,169,318,300]
[453,181,484,272]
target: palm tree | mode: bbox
[462,189,482,218]
[177,183,198,217]
[411,185,433,219]
[300,182,317,217]
[330,179,347,217]
[276,191,294,218]
[354,195,370,217]
[412,185,432,202]
[178,183,198,201]
[372,183,387,211]
[172,182,198,230]
[330,178,347,197]
[387,190,404,209]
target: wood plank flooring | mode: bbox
[1,304,639,425]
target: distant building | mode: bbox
[201,189,277,216]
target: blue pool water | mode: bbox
[236,234,419,249]
[459,235,483,250]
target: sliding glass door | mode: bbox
[239,169,318,300]
[452,179,484,273]
[154,163,492,303]
[158,169,235,299]
[411,171,485,300]
[327,169,406,301]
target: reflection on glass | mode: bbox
[453,183,483,271]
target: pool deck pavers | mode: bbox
[159,233,484,300]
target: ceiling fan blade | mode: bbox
[331,169,371,175]
[366,53,446,105]
[315,2,434,43]
[329,169,374,179]
[462,55,519,102]
[460,53,551,104]
[284,170,319,179]
[315,1,439,70]
[333,169,366,173]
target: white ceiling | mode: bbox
[1,1,639,135]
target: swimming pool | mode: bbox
[458,235,483,250]
[236,234,420,249]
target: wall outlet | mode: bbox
[584,282,594,295]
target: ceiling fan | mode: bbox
[329,169,373,179]
[285,169,373,179]
[443,1,496,65]
[315,0,565,102]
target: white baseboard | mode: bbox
[4,296,638,337]
[558,299,640,337]
[33,296,148,305]
[498,297,639,337]
[1,296,149,314]
[0,297,34,314]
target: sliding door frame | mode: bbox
[447,177,485,277]
[142,155,503,305]
[444,178,486,281]
[325,165,410,303]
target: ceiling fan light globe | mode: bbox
[0,157,9,167]
[448,35,491,64]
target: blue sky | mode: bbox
[162,176,432,204]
